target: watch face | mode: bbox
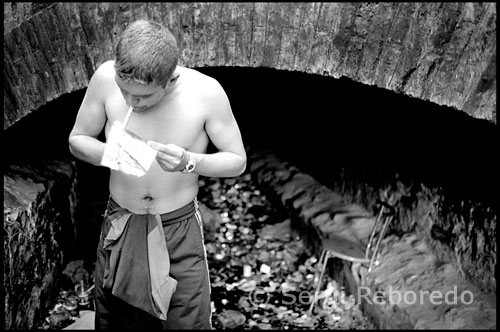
[186,160,196,172]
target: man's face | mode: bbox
[115,74,167,112]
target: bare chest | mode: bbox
[104,92,206,150]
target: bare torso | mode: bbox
[102,63,210,214]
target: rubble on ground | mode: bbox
[40,173,373,329]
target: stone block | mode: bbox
[247,156,267,173]
[278,26,298,69]
[292,189,314,210]
[300,197,337,222]
[261,4,283,68]
[280,179,305,204]
[311,211,331,228]
[294,3,320,70]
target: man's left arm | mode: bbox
[191,82,247,177]
[148,80,246,177]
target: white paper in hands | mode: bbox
[101,121,158,177]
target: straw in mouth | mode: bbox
[122,106,134,129]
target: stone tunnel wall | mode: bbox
[307,158,497,294]
[246,145,496,294]
[2,2,497,325]
[3,159,78,330]
[246,148,496,330]
[3,2,497,129]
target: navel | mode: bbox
[141,195,155,214]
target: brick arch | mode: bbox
[3,2,496,129]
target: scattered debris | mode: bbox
[199,174,373,329]
[217,309,247,329]
[41,172,373,329]
[257,219,293,241]
[62,260,89,285]
[39,263,95,330]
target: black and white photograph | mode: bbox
[3,2,497,330]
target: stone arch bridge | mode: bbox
[3,3,497,330]
[3,2,497,130]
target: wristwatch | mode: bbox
[181,152,196,173]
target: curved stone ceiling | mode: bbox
[4,2,496,129]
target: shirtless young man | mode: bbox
[68,20,246,329]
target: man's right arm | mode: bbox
[68,62,111,166]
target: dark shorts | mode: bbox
[94,197,212,330]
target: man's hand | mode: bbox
[147,141,189,172]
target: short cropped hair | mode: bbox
[115,20,179,87]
